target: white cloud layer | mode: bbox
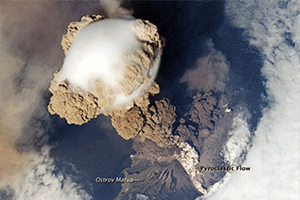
[198,0,300,199]
[222,112,251,166]
[6,147,91,200]
[0,2,94,200]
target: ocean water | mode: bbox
[213,21,268,132]
[49,115,133,200]
[47,1,268,199]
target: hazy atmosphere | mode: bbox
[0,1,299,200]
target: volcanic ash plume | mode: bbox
[111,98,179,147]
[48,15,164,125]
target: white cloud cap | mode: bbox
[55,18,161,110]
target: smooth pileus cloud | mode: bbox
[48,15,164,125]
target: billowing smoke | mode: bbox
[2,1,271,199]
[100,0,132,18]
[221,112,251,166]
[198,0,300,199]
[0,1,62,186]
[0,2,164,198]
[117,91,235,199]
[0,1,109,199]
[48,15,164,125]
[180,39,229,93]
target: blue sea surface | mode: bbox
[212,22,268,132]
[47,1,268,199]
[49,116,133,200]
